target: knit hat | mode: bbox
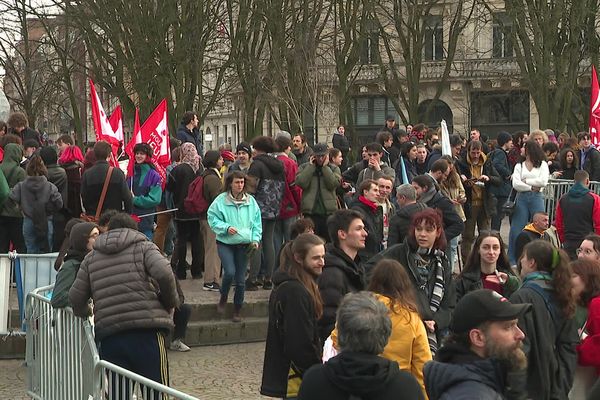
[313,143,329,156]
[39,146,58,165]
[69,222,98,254]
[236,142,252,156]
[221,150,236,162]
[496,132,512,147]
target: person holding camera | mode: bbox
[456,140,501,258]
[295,143,342,241]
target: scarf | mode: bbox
[522,271,553,284]
[412,247,446,355]
[358,195,378,213]
[180,143,200,173]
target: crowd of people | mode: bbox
[2,110,600,399]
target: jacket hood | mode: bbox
[324,352,401,395]
[324,244,365,286]
[568,182,591,198]
[523,223,545,235]
[23,176,49,192]
[425,343,505,400]
[254,154,284,175]
[397,202,426,218]
[93,228,148,255]
[272,269,298,286]
[2,143,23,164]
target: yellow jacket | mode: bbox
[331,293,432,398]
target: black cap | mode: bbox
[450,289,531,333]
[386,115,396,121]
[496,131,512,147]
[313,143,329,156]
[236,142,252,156]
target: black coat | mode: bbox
[509,279,578,400]
[261,270,322,398]
[456,155,502,217]
[317,245,366,342]
[299,352,424,400]
[364,243,455,337]
[166,163,200,221]
[425,190,464,241]
[424,343,510,400]
[388,202,428,247]
[350,198,383,260]
[342,160,368,185]
[581,146,600,182]
[80,160,132,215]
[454,264,519,303]
[176,124,203,156]
[487,148,512,198]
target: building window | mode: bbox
[470,91,529,137]
[360,20,379,65]
[492,13,513,58]
[424,15,443,61]
[350,96,396,126]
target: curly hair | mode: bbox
[523,240,575,318]
[407,208,447,250]
[558,147,578,169]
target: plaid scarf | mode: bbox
[414,247,446,355]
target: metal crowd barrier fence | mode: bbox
[543,179,600,224]
[26,285,199,400]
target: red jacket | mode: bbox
[577,296,600,374]
[277,154,302,219]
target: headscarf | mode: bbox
[58,145,84,165]
[180,142,200,173]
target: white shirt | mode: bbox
[512,161,549,192]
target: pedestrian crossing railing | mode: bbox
[543,179,600,224]
[26,284,199,400]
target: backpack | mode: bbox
[183,174,209,215]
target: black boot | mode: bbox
[232,304,242,323]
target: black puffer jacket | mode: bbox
[166,162,200,221]
[261,270,322,398]
[424,343,509,400]
[388,202,428,247]
[69,228,179,340]
[317,245,366,342]
[299,352,424,400]
[247,154,285,220]
[350,197,383,260]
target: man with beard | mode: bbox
[424,289,530,399]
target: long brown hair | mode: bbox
[279,233,324,319]
[523,240,576,318]
[571,259,600,306]
[462,231,512,276]
[368,259,419,318]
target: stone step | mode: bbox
[183,317,268,347]
[188,301,268,321]
[0,334,26,360]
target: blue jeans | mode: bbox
[23,217,53,254]
[217,243,248,306]
[273,216,297,269]
[508,191,544,264]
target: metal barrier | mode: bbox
[26,285,199,400]
[544,179,600,223]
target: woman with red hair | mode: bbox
[365,208,454,355]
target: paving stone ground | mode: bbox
[0,341,271,399]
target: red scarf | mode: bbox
[358,195,378,213]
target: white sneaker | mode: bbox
[169,339,191,352]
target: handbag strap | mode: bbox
[95,166,114,220]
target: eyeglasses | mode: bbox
[577,248,597,256]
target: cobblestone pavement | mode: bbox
[0,341,270,399]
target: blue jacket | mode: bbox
[176,123,203,156]
[207,192,262,245]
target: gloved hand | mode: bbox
[246,242,259,259]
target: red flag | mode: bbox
[125,107,142,178]
[590,65,600,148]
[108,105,124,143]
[140,99,171,168]
[90,79,120,166]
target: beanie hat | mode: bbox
[496,132,512,147]
[203,150,221,168]
[236,142,252,156]
[39,146,58,165]
[221,150,236,162]
[69,222,97,254]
